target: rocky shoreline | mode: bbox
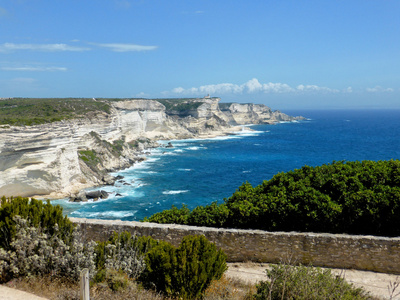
[0,97,303,199]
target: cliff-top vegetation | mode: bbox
[145,160,400,237]
[154,98,204,113]
[0,97,214,126]
[0,98,111,126]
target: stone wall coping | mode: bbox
[70,217,400,242]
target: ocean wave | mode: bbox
[162,190,189,195]
[137,170,157,174]
[186,146,205,150]
[71,210,136,219]
[178,168,192,171]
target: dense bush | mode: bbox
[0,196,74,250]
[0,216,96,283]
[94,231,158,279]
[140,235,227,299]
[253,264,371,300]
[146,160,400,236]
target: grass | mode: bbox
[78,150,100,165]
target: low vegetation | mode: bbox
[146,160,400,237]
[0,97,209,126]
[254,263,371,300]
[155,98,204,113]
[0,196,374,299]
[0,98,111,126]
[0,196,233,299]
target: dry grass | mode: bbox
[4,276,164,300]
[203,275,256,300]
[4,275,256,300]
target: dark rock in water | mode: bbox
[69,190,87,202]
[123,182,131,186]
[86,190,109,199]
[116,193,122,197]
[115,175,124,180]
[165,142,174,148]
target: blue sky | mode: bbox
[0,0,399,109]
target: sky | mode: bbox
[0,0,399,110]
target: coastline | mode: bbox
[35,125,247,201]
[1,98,304,201]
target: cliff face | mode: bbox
[220,102,297,125]
[0,98,301,198]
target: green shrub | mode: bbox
[144,204,190,224]
[0,196,74,250]
[140,235,227,299]
[94,232,158,279]
[253,264,371,300]
[94,268,130,292]
[146,160,400,236]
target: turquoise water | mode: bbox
[53,109,400,221]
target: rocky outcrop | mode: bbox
[0,98,302,198]
[219,102,303,125]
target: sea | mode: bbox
[52,109,400,221]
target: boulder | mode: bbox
[86,190,109,199]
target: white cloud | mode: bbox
[296,84,339,93]
[0,43,90,52]
[165,78,339,96]
[93,43,158,52]
[366,86,394,93]
[1,66,67,72]
[261,82,294,93]
[243,78,263,92]
[344,87,353,93]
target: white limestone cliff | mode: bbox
[0,98,302,198]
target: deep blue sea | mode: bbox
[53,109,400,221]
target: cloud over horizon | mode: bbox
[165,78,344,96]
[366,86,394,93]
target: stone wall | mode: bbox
[71,218,400,274]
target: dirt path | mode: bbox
[0,285,48,300]
[226,262,400,299]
